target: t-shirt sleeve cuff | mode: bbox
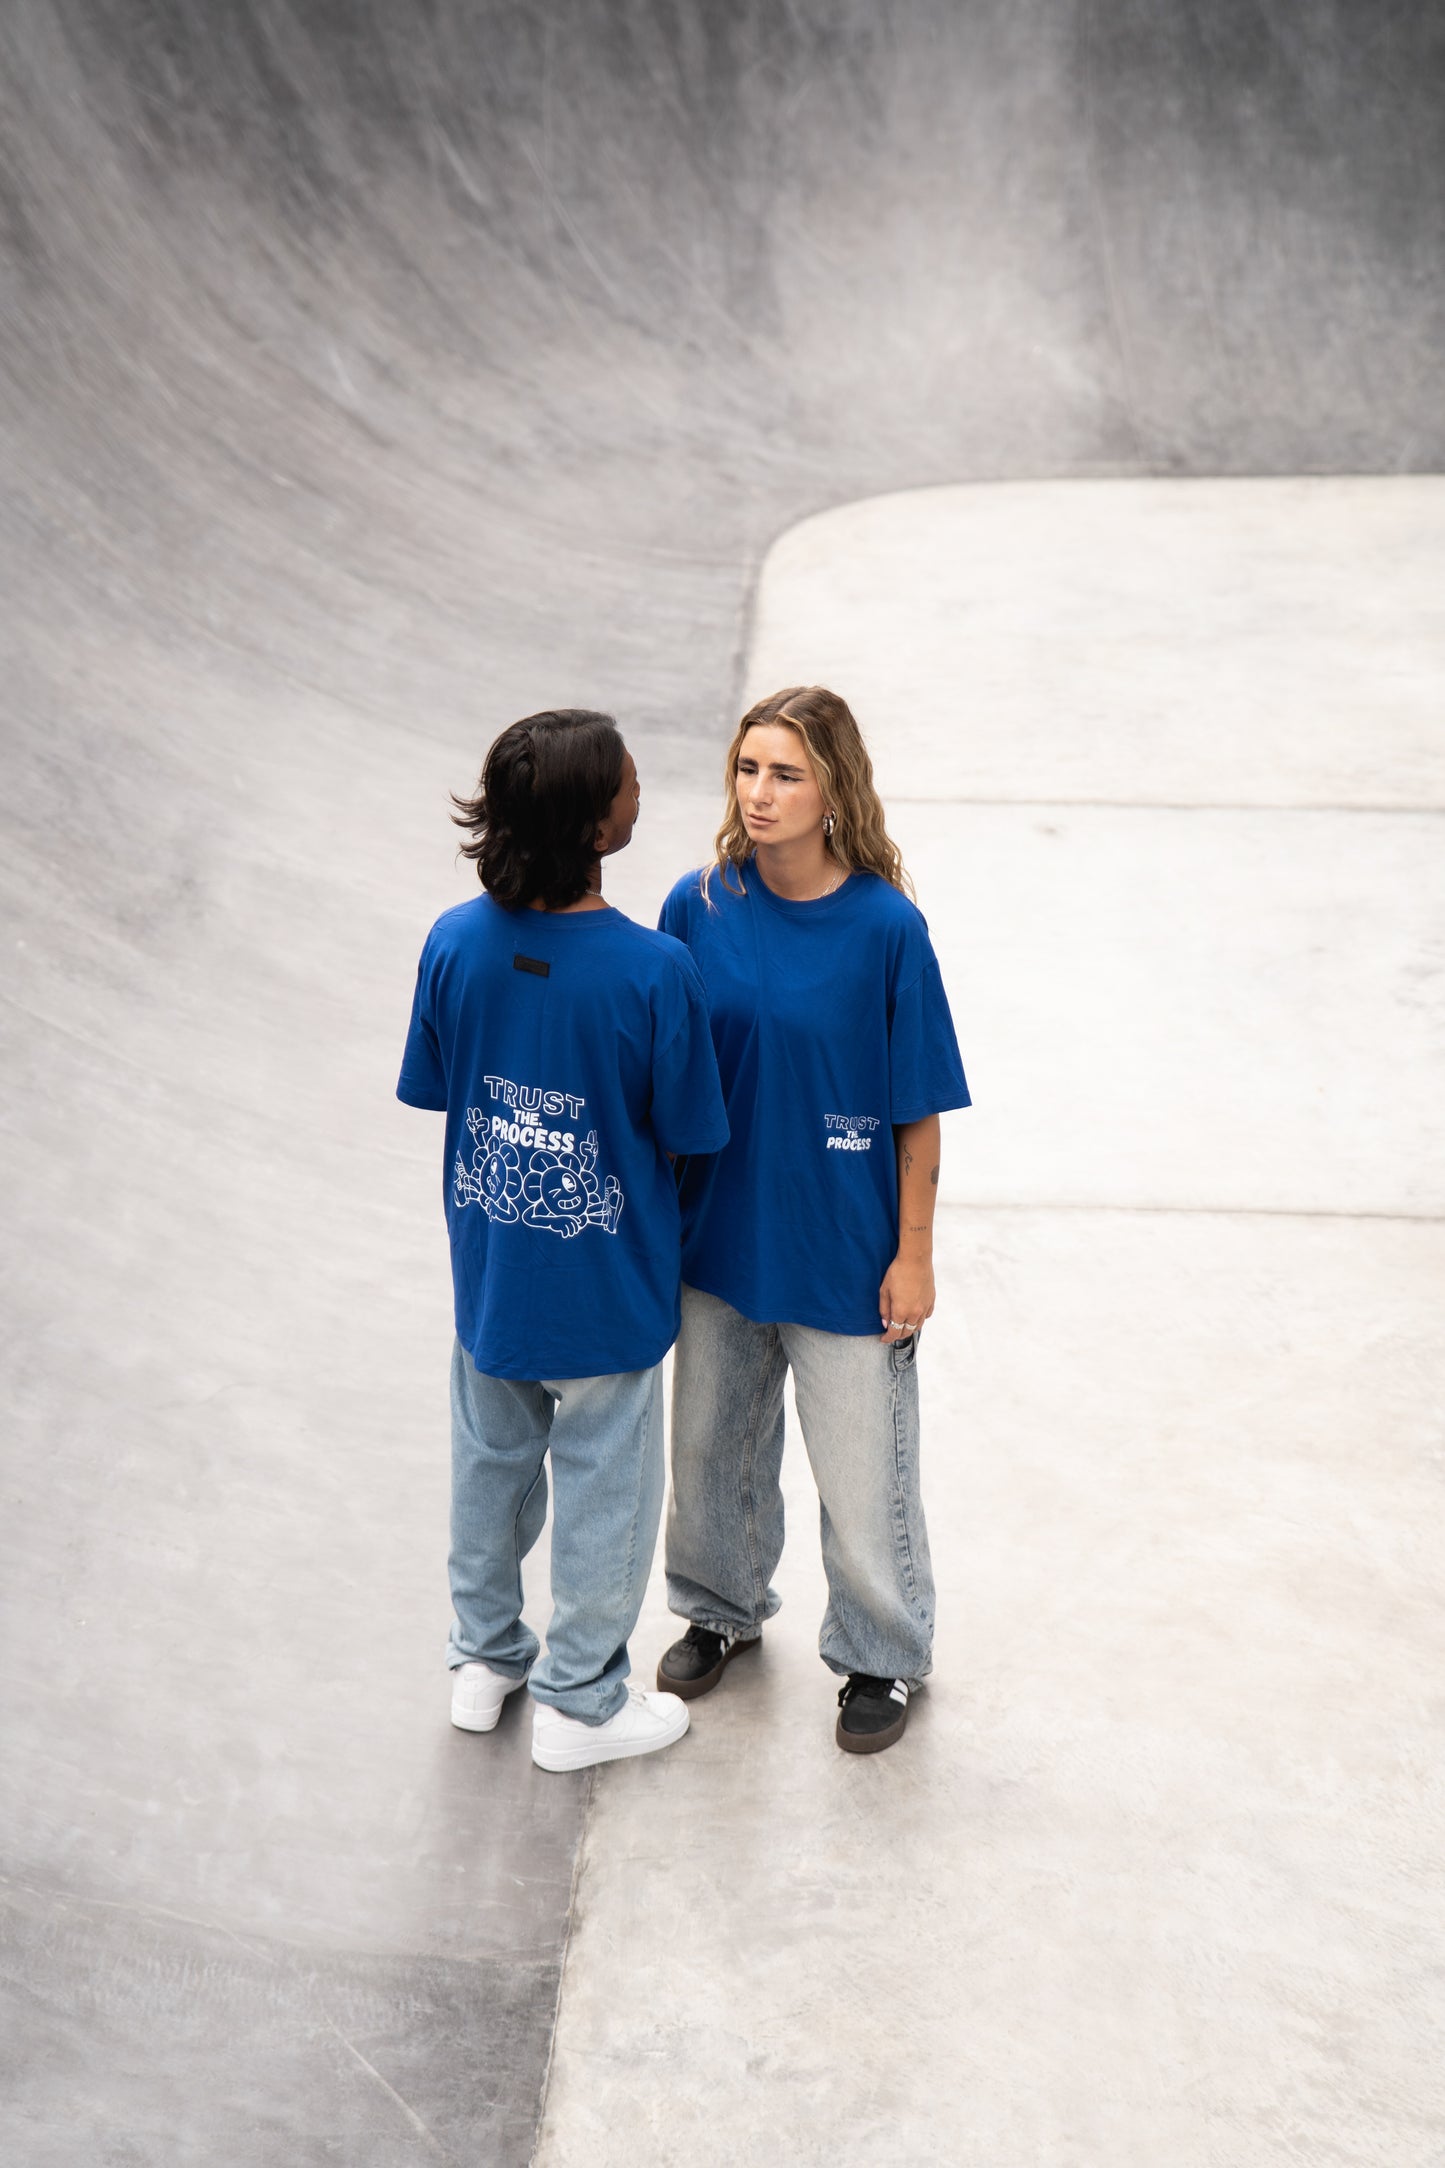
[891,1090,972,1123]
[661,1122,731,1156]
[397,1076,448,1111]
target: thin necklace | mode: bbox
[754,854,848,901]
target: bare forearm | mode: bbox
[879,1115,940,1340]
[895,1114,940,1254]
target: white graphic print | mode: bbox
[825,1113,880,1154]
[453,1075,624,1239]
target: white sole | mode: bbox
[531,1704,690,1772]
[450,1705,504,1733]
[450,1673,527,1733]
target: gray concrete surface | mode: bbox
[539,484,1445,2168]
[544,1215,1445,2168]
[2,3,1443,2163]
[749,481,1445,812]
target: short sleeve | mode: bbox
[650,956,729,1156]
[888,953,971,1124]
[657,869,705,947]
[658,890,683,941]
[396,945,448,1110]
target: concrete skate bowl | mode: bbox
[2,6,1442,2164]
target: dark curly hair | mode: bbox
[451,709,626,910]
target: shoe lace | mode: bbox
[682,1623,726,1658]
[837,1672,898,1709]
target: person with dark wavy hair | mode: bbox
[450,708,630,910]
[398,709,728,1772]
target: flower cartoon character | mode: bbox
[454,1107,522,1222]
[521,1130,624,1239]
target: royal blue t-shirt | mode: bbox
[659,866,970,1336]
[398,895,729,1380]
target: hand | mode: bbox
[879,1252,935,1343]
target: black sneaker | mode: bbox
[656,1623,760,1701]
[835,1673,910,1753]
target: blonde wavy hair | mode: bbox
[706,685,913,900]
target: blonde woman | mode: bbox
[655,687,970,1752]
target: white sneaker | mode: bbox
[531,1687,690,1772]
[450,1662,528,1733]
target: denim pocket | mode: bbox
[889,1333,917,1373]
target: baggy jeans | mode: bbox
[665,1285,935,1682]
[447,1338,665,1723]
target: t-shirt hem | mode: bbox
[463,1334,674,1381]
[681,1275,883,1339]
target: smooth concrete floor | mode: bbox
[535,481,1445,2168]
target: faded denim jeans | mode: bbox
[665,1285,934,1682]
[448,1339,664,1723]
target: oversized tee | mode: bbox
[398,895,729,1379]
[659,866,970,1336]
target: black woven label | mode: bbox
[513,954,550,978]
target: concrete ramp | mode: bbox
[2,6,1443,2163]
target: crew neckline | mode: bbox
[491,896,619,924]
[522,906,617,922]
[747,865,861,915]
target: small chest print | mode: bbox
[825,1114,880,1153]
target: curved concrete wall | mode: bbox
[4,4,1443,763]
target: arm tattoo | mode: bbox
[902,1145,914,1175]
[930,1165,939,1186]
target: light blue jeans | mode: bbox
[665,1285,934,1683]
[447,1339,664,1723]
